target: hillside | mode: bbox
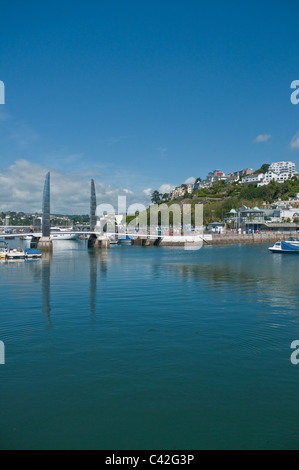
[149,177,299,226]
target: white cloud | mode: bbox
[142,188,152,197]
[0,159,145,214]
[142,184,176,199]
[290,131,299,150]
[123,188,135,195]
[159,183,175,194]
[254,134,272,143]
[184,177,196,185]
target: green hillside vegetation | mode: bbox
[146,176,299,226]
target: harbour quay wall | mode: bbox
[208,232,293,246]
[132,232,294,247]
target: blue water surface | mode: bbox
[0,240,299,450]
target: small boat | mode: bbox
[269,241,299,254]
[0,241,8,260]
[25,248,42,259]
[109,237,119,245]
[50,229,80,240]
[6,248,26,260]
[118,235,133,245]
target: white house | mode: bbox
[241,173,264,184]
[257,161,296,187]
[258,171,279,186]
[268,161,295,174]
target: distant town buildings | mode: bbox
[170,167,255,199]
[224,199,299,233]
[240,161,297,187]
[169,161,298,203]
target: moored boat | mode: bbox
[118,235,133,245]
[6,248,26,260]
[50,228,80,240]
[109,237,119,245]
[25,248,42,259]
[0,241,8,260]
[269,240,299,254]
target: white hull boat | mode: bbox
[50,232,80,240]
[6,249,26,260]
[269,240,299,254]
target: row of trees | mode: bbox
[151,190,170,204]
[0,211,91,226]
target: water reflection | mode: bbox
[38,241,110,324]
[158,249,299,311]
[2,239,110,324]
[89,251,97,317]
[88,250,109,318]
[41,252,52,326]
[4,240,298,327]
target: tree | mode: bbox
[261,163,270,173]
[254,163,270,175]
[151,190,162,204]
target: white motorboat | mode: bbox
[109,236,119,245]
[0,241,8,260]
[6,248,26,260]
[50,228,80,240]
[50,232,79,240]
[269,240,299,254]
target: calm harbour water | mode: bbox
[0,239,299,450]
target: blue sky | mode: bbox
[1,0,299,213]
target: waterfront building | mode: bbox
[207,221,225,233]
[224,203,299,233]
